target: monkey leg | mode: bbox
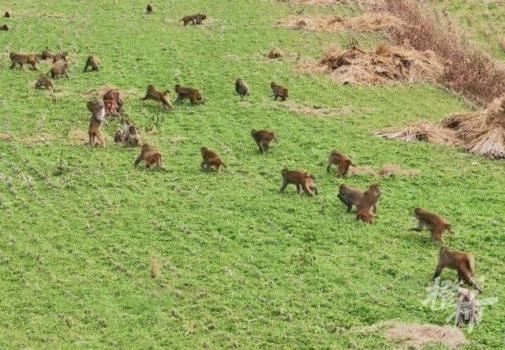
[200,161,207,170]
[296,184,302,194]
[262,142,269,153]
[326,163,332,173]
[373,204,377,214]
[461,269,482,292]
[431,227,444,242]
[9,61,16,69]
[301,184,313,196]
[432,265,443,280]
[312,187,318,196]
[280,181,288,193]
[134,156,142,167]
[96,132,105,146]
[89,134,95,147]
[281,96,287,101]
[274,95,278,101]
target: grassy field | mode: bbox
[0,0,504,348]
[429,0,505,59]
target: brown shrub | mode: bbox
[383,0,505,105]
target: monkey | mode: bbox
[327,150,355,177]
[235,78,249,97]
[433,246,482,293]
[52,51,68,63]
[200,147,226,171]
[9,53,39,70]
[411,208,454,243]
[49,62,69,79]
[146,5,153,14]
[180,14,207,26]
[103,99,120,117]
[83,56,100,72]
[356,184,381,223]
[250,129,277,154]
[87,100,106,147]
[280,168,317,196]
[141,85,172,110]
[175,84,203,104]
[0,24,8,31]
[38,48,53,60]
[338,184,363,212]
[271,82,288,101]
[35,75,54,91]
[134,144,164,169]
[114,121,142,147]
[4,12,11,18]
[103,89,124,113]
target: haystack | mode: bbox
[318,43,443,84]
[442,95,505,158]
[375,122,459,146]
[278,13,400,33]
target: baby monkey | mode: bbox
[84,56,100,72]
[411,208,454,243]
[141,85,172,110]
[103,89,124,113]
[271,82,288,101]
[35,75,54,91]
[251,129,277,154]
[146,5,153,14]
[134,144,165,169]
[49,62,69,79]
[87,100,106,147]
[0,24,8,31]
[433,246,482,293]
[235,78,250,97]
[200,147,226,171]
[327,150,355,177]
[356,184,381,223]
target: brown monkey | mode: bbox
[4,12,11,18]
[49,63,69,78]
[251,129,277,154]
[180,14,207,26]
[134,144,164,169]
[0,24,8,31]
[52,51,68,62]
[271,82,288,101]
[280,168,317,196]
[327,150,355,177]
[9,53,39,70]
[114,121,142,147]
[200,147,226,171]
[433,246,482,293]
[356,184,381,223]
[87,100,106,147]
[235,78,249,97]
[83,56,100,72]
[412,208,454,243]
[102,89,124,113]
[35,75,54,90]
[146,5,153,14]
[141,85,172,110]
[175,84,203,104]
[338,184,363,212]
[103,99,119,117]
[38,48,53,60]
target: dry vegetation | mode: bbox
[299,43,443,84]
[375,122,459,146]
[385,322,467,349]
[277,13,401,33]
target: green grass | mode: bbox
[429,0,505,59]
[0,0,504,348]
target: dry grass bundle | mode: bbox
[348,164,420,177]
[267,48,283,59]
[442,95,505,158]
[150,256,159,278]
[317,43,443,84]
[375,122,459,146]
[386,322,467,349]
[277,13,400,33]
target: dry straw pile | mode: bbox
[314,43,443,84]
[376,95,505,159]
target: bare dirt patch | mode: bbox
[277,13,401,33]
[279,101,353,117]
[301,43,443,84]
[386,322,467,349]
[67,129,88,144]
[0,133,13,141]
[22,133,57,145]
[349,164,420,177]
